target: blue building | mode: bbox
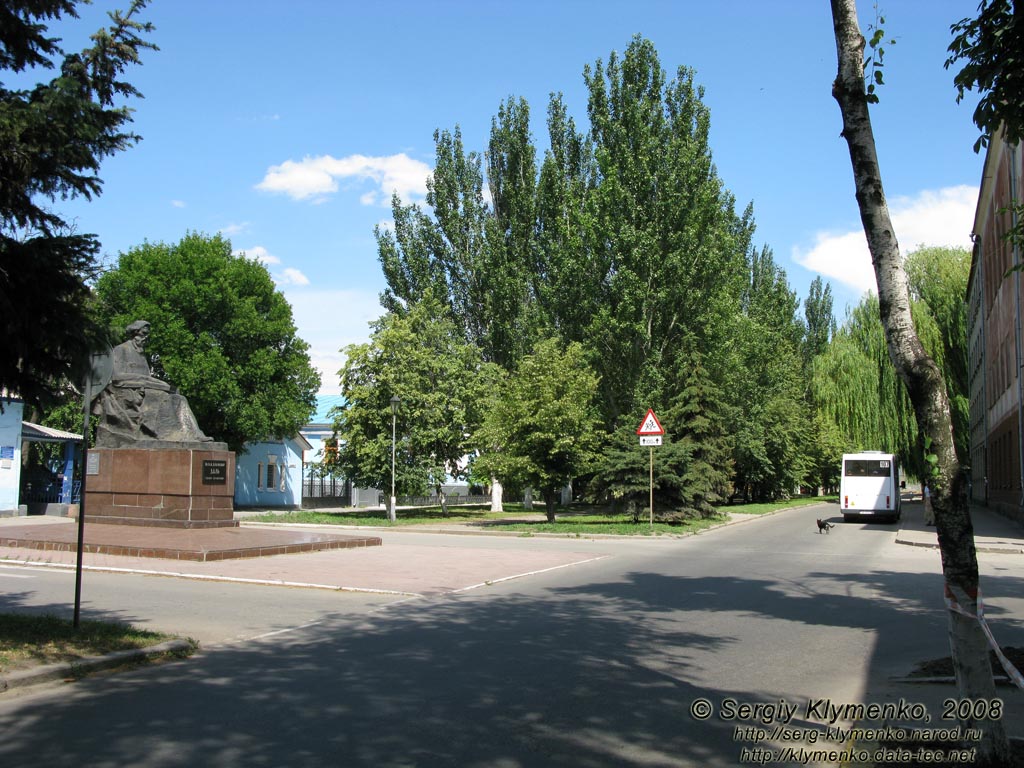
[234,435,311,509]
[0,398,24,514]
[1,394,82,516]
[233,395,375,509]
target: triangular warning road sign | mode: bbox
[636,408,664,435]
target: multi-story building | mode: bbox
[966,126,1023,523]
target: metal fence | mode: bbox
[396,494,492,507]
[302,473,351,508]
[20,479,80,504]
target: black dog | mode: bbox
[816,518,835,534]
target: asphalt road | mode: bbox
[1,503,1022,767]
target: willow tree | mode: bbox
[809,296,926,473]
[830,1,1008,760]
[906,246,971,461]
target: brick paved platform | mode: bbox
[0,521,381,562]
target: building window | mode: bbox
[279,462,287,492]
[266,462,276,491]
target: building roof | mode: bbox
[22,421,82,443]
[309,394,346,426]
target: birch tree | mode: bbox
[829,1,1009,760]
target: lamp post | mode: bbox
[389,395,400,522]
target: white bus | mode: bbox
[840,452,903,523]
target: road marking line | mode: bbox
[0,559,423,597]
[248,620,325,641]
[451,555,610,593]
[0,564,55,574]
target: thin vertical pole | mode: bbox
[390,410,397,523]
[73,380,91,629]
[649,446,654,528]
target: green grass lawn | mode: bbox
[0,613,186,674]
[246,496,836,536]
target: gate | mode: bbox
[302,467,351,508]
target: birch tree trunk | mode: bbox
[829,1,1009,762]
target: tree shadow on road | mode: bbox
[1,560,1022,767]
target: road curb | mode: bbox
[894,533,1023,555]
[0,637,195,694]
[240,502,815,540]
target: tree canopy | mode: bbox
[474,337,602,521]
[1,0,155,409]
[332,295,499,503]
[946,0,1024,151]
[359,34,972,512]
[93,232,320,452]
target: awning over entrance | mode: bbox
[22,421,82,444]
[20,421,81,507]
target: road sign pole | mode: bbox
[74,379,90,629]
[649,446,654,528]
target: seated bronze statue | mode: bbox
[93,320,215,447]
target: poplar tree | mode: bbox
[580,36,751,427]
[728,246,809,500]
[535,93,597,344]
[830,1,1008,759]
[802,276,836,369]
[483,97,542,368]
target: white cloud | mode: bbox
[232,245,309,286]
[220,221,251,236]
[280,267,310,286]
[171,200,186,209]
[793,185,978,295]
[256,153,431,205]
[283,288,383,395]
[235,245,280,265]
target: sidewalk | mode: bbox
[895,500,1024,554]
[0,514,609,597]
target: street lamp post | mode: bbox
[390,395,400,522]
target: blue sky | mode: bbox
[52,1,984,394]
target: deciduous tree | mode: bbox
[906,246,971,460]
[830,1,1008,759]
[474,337,601,521]
[581,36,751,427]
[93,232,320,452]
[727,247,809,501]
[947,0,1024,152]
[333,295,498,513]
[802,276,836,370]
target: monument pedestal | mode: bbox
[83,447,237,528]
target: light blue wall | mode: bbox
[235,438,305,508]
[0,401,25,512]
